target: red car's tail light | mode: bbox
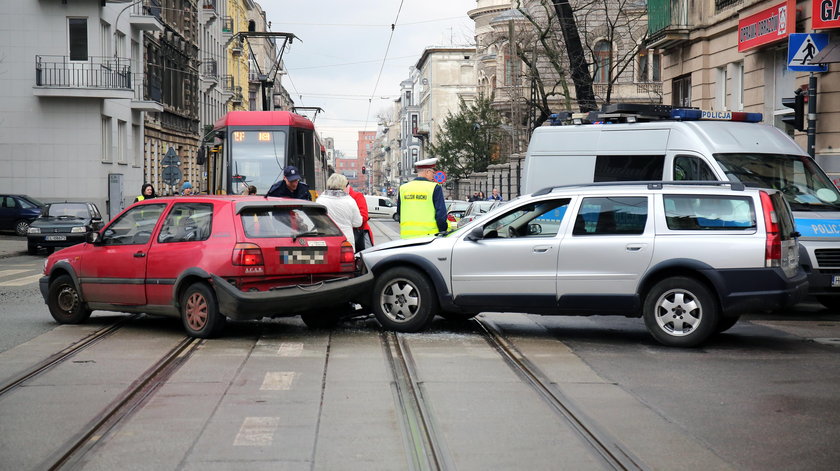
[232,242,264,266]
[340,241,355,264]
[447,213,456,222]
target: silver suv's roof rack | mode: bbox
[532,180,746,196]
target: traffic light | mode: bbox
[361,166,366,174]
[781,89,805,132]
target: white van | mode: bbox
[365,195,397,220]
[522,106,840,310]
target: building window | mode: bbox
[672,74,691,107]
[411,114,418,134]
[101,116,112,162]
[69,18,88,61]
[732,61,744,111]
[637,50,649,82]
[405,91,412,106]
[715,66,728,110]
[117,120,127,164]
[594,41,612,84]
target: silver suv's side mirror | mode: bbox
[465,226,484,242]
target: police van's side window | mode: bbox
[573,197,648,235]
[593,155,665,182]
[674,155,716,181]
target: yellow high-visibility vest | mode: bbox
[399,180,438,239]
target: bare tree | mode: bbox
[497,0,651,127]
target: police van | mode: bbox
[522,104,840,310]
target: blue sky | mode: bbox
[261,0,477,156]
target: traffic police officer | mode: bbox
[397,157,448,238]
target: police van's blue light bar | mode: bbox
[671,109,763,122]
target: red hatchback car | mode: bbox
[39,196,373,337]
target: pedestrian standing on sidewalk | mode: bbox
[316,173,362,251]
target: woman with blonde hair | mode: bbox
[316,173,363,251]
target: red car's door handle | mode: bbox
[134,251,146,258]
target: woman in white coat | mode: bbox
[316,173,363,251]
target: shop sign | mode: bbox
[738,0,793,52]
[813,0,840,29]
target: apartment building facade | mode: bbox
[0,0,164,218]
[648,0,840,176]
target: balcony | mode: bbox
[200,60,218,90]
[230,38,243,55]
[647,0,690,49]
[34,55,133,99]
[230,86,243,105]
[201,0,218,24]
[131,73,164,112]
[129,0,164,32]
[222,17,233,36]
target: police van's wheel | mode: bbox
[372,267,437,332]
[48,274,92,324]
[181,282,225,338]
[643,277,718,348]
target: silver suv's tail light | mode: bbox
[760,190,781,267]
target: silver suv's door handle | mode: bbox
[625,244,644,252]
[533,246,552,253]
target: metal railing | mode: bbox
[222,74,234,92]
[202,0,217,11]
[648,0,689,36]
[202,60,218,80]
[132,72,163,103]
[132,0,162,20]
[35,55,131,89]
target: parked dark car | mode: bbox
[27,202,103,254]
[0,194,44,236]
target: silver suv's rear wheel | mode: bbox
[372,267,437,332]
[643,277,718,347]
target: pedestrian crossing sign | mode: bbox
[788,33,829,72]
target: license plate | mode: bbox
[45,235,66,241]
[832,276,840,288]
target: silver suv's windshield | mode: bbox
[714,153,840,211]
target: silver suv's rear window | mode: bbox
[664,195,755,230]
[240,207,342,238]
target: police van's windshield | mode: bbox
[714,153,840,211]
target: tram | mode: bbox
[206,111,329,197]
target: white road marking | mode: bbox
[233,417,281,446]
[0,269,31,277]
[0,273,42,287]
[260,371,296,391]
[277,342,304,357]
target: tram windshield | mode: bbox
[229,130,287,194]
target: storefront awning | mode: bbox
[812,41,840,64]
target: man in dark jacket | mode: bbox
[267,165,312,200]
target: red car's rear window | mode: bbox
[240,206,342,239]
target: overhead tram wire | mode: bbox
[364,0,406,134]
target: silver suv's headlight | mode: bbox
[71,226,86,233]
[28,227,40,234]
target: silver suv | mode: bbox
[361,182,808,347]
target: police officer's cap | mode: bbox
[414,158,438,170]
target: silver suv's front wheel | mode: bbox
[372,267,437,332]
[643,277,719,347]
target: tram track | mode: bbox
[0,314,142,398]
[473,317,646,471]
[43,335,202,470]
[381,331,451,471]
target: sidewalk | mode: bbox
[0,235,26,259]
